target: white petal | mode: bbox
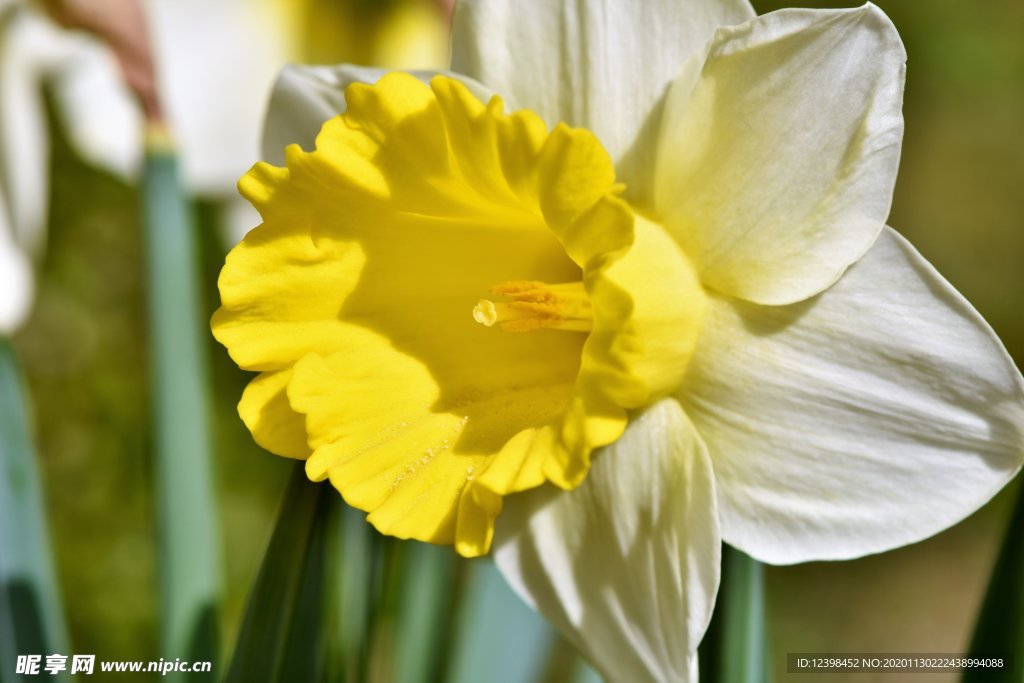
[261,64,387,165]
[0,10,54,256]
[260,64,492,165]
[678,227,1024,565]
[494,399,720,683]
[0,196,33,334]
[656,5,906,305]
[49,39,142,181]
[145,0,292,195]
[220,196,262,246]
[450,0,755,208]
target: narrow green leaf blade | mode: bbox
[323,505,375,681]
[0,339,72,682]
[392,541,457,683]
[964,480,1023,683]
[446,559,555,683]
[141,145,221,673]
[225,464,328,683]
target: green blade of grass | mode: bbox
[963,479,1023,683]
[225,463,330,683]
[141,142,220,673]
[0,338,72,682]
[446,559,556,683]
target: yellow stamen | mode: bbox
[472,280,592,332]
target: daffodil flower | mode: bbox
[212,0,1024,680]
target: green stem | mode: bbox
[700,544,770,683]
[142,144,221,675]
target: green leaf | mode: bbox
[324,504,377,682]
[0,339,72,682]
[700,544,770,683]
[225,464,330,683]
[963,479,1023,683]
[141,147,221,673]
[391,541,457,683]
[227,467,383,682]
[445,559,556,683]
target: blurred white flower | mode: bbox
[144,0,292,197]
[0,0,295,334]
[0,3,140,249]
[0,2,140,333]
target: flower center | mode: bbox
[217,72,709,558]
[473,280,591,332]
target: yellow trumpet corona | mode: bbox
[213,73,705,556]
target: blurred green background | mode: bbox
[7,0,1023,681]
